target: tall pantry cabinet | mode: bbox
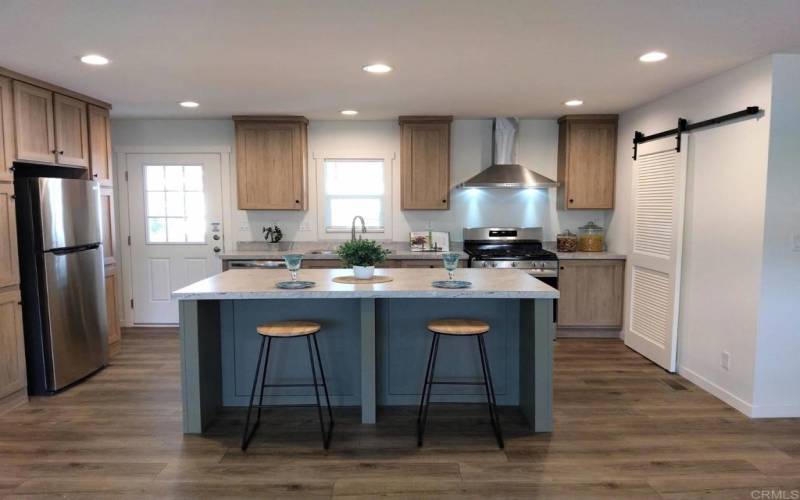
[0,67,121,410]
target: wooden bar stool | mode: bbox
[417,319,504,449]
[240,320,334,451]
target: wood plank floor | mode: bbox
[1,329,799,499]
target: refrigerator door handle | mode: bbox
[49,243,102,255]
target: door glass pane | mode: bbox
[183,165,204,191]
[148,217,167,242]
[144,164,207,244]
[145,166,164,191]
[164,165,183,191]
[167,218,186,243]
[147,192,166,217]
[165,192,185,217]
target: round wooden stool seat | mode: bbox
[256,320,321,338]
[427,319,490,336]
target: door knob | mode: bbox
[213,246,221,253]
[212,234,220,240]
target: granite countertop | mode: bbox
[542,242,626,260]
[218,241,468,260]
[172,268,559,300]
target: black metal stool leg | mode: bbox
[478,334,504,449]
[241,336,267,450]
[307,335,331,449]
[418,333,440,447]
[312,334,335,429]
[417,332,438,428]
[256,337,272,422]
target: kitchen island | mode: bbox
[172,268,558,434]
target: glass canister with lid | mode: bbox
[577,221,605,252]
[556,230,578,252]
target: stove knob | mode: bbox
[512,261,518,268]
[491,262,497,268]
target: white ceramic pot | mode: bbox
[353,265,375,280]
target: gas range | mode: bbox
[463,227,559,278]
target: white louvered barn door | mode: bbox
[624,136,688,372]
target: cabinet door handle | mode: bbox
[51,149,57,154]
[93,174,98,178]
[295,200,300,203]
[442,199,446,203]
[560,266,565,270]
[569,198,574,204]
[10,195,15,200]
[59,150,64,155]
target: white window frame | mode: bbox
[314,152,394,241]
[143,163,208,246]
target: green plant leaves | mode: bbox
[336,239,389,268]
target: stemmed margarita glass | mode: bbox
[442,252,460,281]
[283,254,303,281]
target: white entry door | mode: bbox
[624,137,689,372]
[127,153,224,324]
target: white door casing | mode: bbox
[624,136,689,372]
[126,153,224,324]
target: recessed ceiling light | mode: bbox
[340,109,358,115]
[639,51,668,63]
[179,101,199,108]
[80,54,109,65]
[362,63,392,74]
[564,99,584,107]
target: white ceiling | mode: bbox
[1,0,799,119]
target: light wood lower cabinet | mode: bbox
[0,289,26,400]
[105,266,121,349]
[0,183,19,289]
[557,259,625,328]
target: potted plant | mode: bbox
[337,239,389,279]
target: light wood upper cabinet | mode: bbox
[53,94,89,167]
[13,81,55,164]
[0,183,19,290]
[0,289,26,399]
[234,116,308,210]
[557,259,625,328]
[100,187,116,267]
[557,115,618,210]
[0,77,15,182]
[88,104,113,185]
[399,116,452,210]
[104,267,121,347]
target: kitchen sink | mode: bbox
[309,250,336,255]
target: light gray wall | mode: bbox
[609,56,774,415]
[752,54,800,416]
[112,118,609,245]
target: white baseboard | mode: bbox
[678,365,755,417]
[750,403,800,418]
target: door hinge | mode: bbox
[124,171,129,181]
[127,235,131,246]
[130,299,134,309]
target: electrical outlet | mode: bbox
[239,224,250,232]
[721,351,731,371]
[298,223,312,232]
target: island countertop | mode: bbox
[173,268,559,300]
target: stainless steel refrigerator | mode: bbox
[15,176,108,394]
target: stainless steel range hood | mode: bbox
[459,118,558,189]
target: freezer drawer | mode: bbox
[38,177,102,251]
[42,246,108,390]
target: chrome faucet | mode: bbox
[351,215,366,241]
